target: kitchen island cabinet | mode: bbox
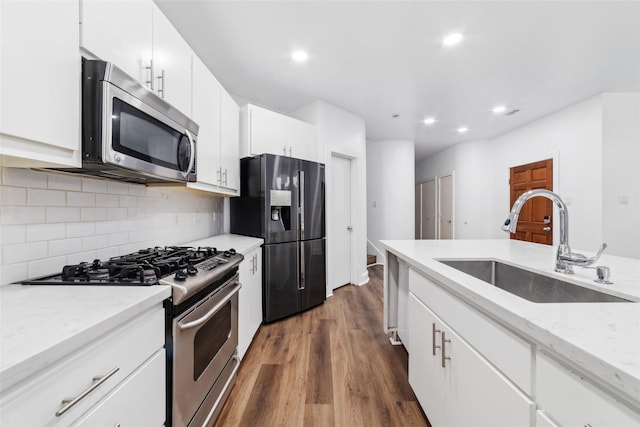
[0,285,170,426]
[381,239,640,426]
[1,0,81,168]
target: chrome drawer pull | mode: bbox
[432,323,441,356]
[55,367,119,417]
[441,332,451,368]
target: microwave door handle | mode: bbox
[185,130,196,176]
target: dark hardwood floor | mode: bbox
[215,265,430,427]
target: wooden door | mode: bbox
[509,159,553,245]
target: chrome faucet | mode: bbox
[502,189,607,274]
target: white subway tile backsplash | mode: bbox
[95,194,118,207]
[82,234,108,251]
[81,207,108,222]
[1,206,46,224]
[1,187,27,206]
[27,223,66,242]
[67,191,96,207]
[1,225,26,244]
[3,242,48,264]
[107,182,129,195]
[0,263,28,285]
[2,168,47,188]
[82,177,108,193]
[49,238,82,257]
[28,189,66,206]
[47,207,81,223]
[28,256,66,279]
[48,173,81,191]
[108,231,129,247]
[66,222,96,238]
[1,167,225,286]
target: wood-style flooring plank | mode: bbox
[215,265,431,427]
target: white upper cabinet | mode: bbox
[80,1,192,116]
[0,0,81,167]
[80,0,153,87]
[188,56,239,195]
[241,104,318,162]
[151,4,192,115]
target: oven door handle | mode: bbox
[178,283,242,331]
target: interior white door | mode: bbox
[439,174,453,239]
[421,179,437,239]
[330,155,352,290]
[415,184,422,239]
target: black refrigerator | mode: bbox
[230,154,326,323]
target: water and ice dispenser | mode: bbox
[270,189,292,232]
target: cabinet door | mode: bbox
[152,4,192,115]
[192,55,222,187]
[408,294,446,427]
[443,321,534,427]
[71,350,166,427]
[80,0,153,87]
[220,87,240,193]
[248,105,287,156]
[287,118,317,161]
[1,0,80,166]
[536,411,559,427]
[238,248,263,360]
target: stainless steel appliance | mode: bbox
[230,154,326,322]
[54,59,198,183]
[20,246,243,427]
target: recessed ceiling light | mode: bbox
[423,117,436,125]
[457,127,468,133]
[442,33,463,47]
[291,50,308,62]
[492,105,507,114]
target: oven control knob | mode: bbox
[174,269,188,281]
[186,265,198,275]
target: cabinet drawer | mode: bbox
[1,306,164,427]
[408,268,532,393]
[71,349,166,427]
[537,352,640,427]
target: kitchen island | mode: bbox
[381,239,640,427]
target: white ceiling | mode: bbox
[156,1,640,161]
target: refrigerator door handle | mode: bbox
[299,170,305,240]
[299,241,306,290]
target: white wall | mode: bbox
[417,93,640,258]
[602,93,640,259]
[0,167,225,285]
[366,139,415,253]
[291,101,369,287]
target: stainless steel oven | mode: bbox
[170,272,242,427]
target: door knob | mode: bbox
[347,226,353,231]
[543,226,551,231]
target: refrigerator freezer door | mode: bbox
[264,155,300,244]
[263,241,300,322]
[300,160,325,240]
[299,238,326,311]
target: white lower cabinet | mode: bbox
[536,352,640,427]
[238,246,263,360]
[0,306,165,427]
[409,294,534,427]
[536,410,559,427]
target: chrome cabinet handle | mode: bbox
[157,69,165,98]
[179,283,242,330]
[55,367,120,417]
[252,254,258,274]
[441,332,451,368]
[288,146,292,157]
[283,145,287,156]
[223,169,228,186]
[250,254,255,274]
[432,323,441,356]
[217,167,222,184]
[145,60,154,90]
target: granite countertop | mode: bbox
[380,239,640,406]
[0,234,261,393]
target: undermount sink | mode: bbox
[438,259,631,303]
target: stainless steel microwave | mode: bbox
[57,59,198,183]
